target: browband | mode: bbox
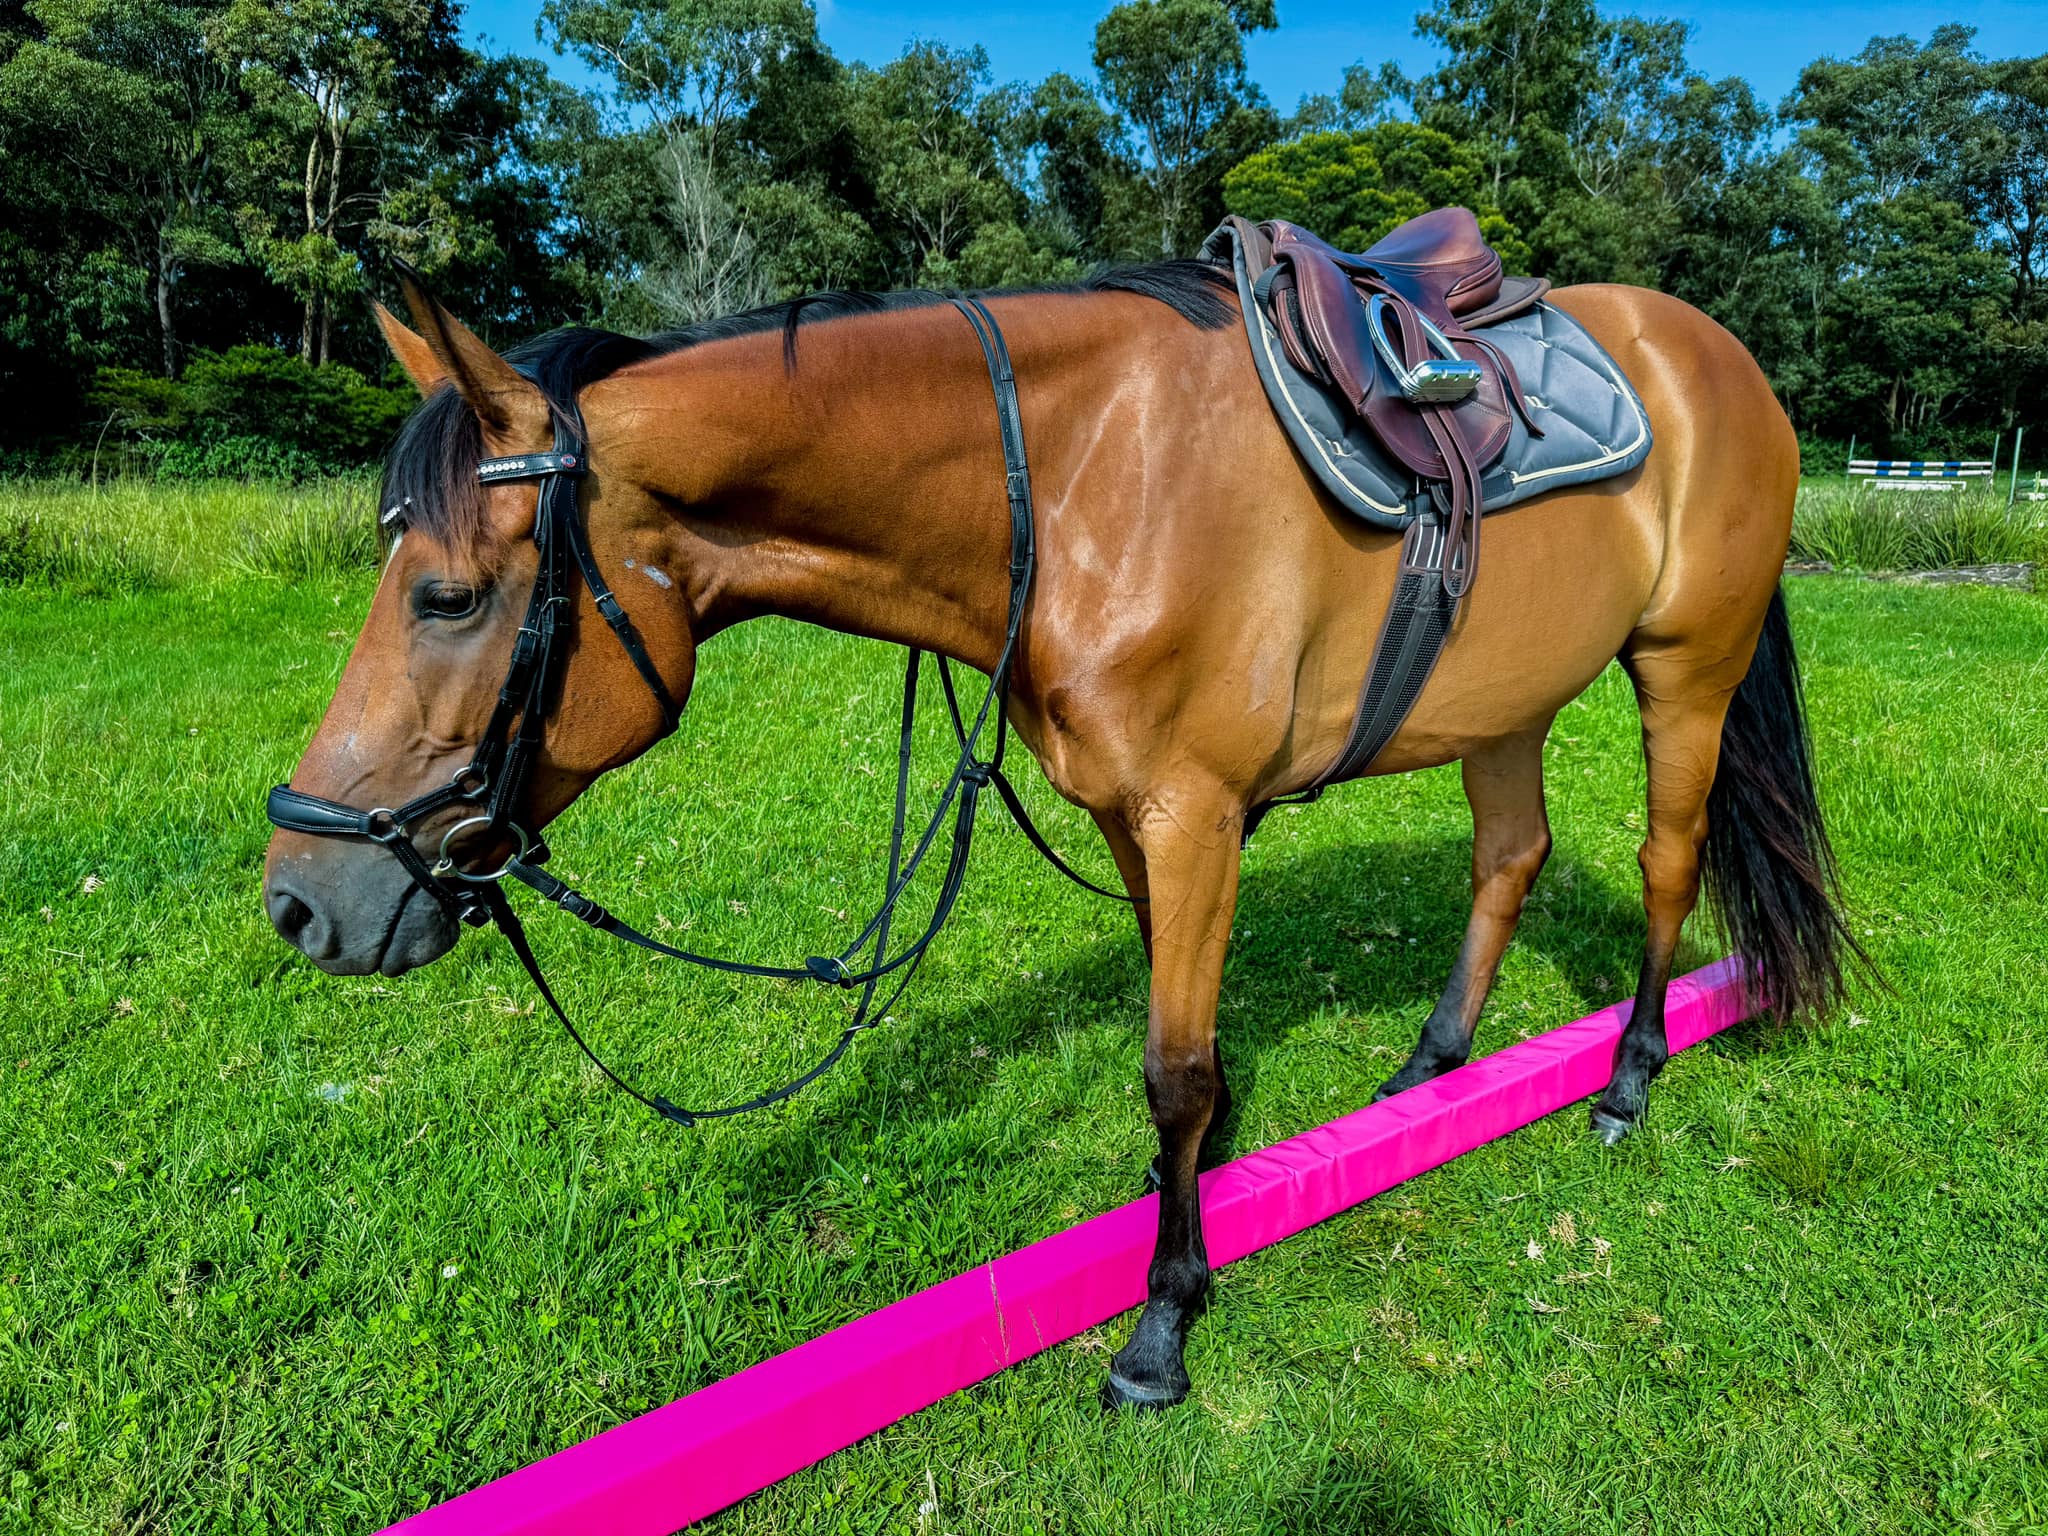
[477,451,584,483]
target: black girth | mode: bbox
[268,296,1127,1127]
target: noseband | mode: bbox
[268,297,1126,1126]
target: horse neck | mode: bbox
[590,305,1028,671]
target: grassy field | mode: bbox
[1,480,2045,1535]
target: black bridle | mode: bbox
[268,296,1129,1127]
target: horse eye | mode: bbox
[417,583,479,621]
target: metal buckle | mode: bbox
[433,815,531,883]
[1366,295,1483,403]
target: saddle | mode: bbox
[1202,209,1574,819]
[1220,210,1550,605]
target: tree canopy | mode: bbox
[0,0,2040,465]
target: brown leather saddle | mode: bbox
[1208,209,1556,823]
[1223,209,1548,600]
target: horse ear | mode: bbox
[388,262,549,443]
[372,302,449,398]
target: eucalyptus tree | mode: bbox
[842,41,1014,283]
[0,0,245,377]
[1093,0,1276,257]
[541,0,815,322]
[1287,61,1404,137]
[1410,0,1603,218]
[1786,27,2014,445]
[1964,54,2048,427]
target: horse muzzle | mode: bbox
[264,838,461,976]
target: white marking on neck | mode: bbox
[623,558,673,590]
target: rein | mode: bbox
[268,296,1129,1127]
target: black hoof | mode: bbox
[1101,1368,1188,1411]
[1589,1103,1637,1145]
[1373,1053,1465,1103]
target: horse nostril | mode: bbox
[267,884,334,957]
[273,892,313,937]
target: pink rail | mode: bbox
[386,958,1749,1536]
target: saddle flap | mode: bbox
[1264,240,1513,481]
[1258,266,1333,389]
[1285,248,1381,414]
[1358,304,1513,480]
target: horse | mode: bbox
[262,259,1858,1409]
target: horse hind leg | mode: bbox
[1590,642,1740,1143]
[1376,726,1552,1100]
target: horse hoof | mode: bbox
[1101,1369,1187,1412]
[1373,1055,1462,1103]
[1589,1105,1635,1145]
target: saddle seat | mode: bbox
[1294,206,1537,322]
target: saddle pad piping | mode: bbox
[1502,305,1650,489]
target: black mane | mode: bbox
[380,261,1236,559]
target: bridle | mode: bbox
[267,296,1129,1127]
[266,422,678,924]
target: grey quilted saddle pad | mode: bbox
[1222,243,1655,530]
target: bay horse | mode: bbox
[263,262,1857,1408]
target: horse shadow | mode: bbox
[713,832,1649,1222]
[1253,1443,1460,1535]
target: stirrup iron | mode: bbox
[1367,294,1482,403]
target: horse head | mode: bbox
[263,273,693,976]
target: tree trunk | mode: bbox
[156,230,181,379]
[301,127,321,363]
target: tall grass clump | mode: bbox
[0,513,159,595]
[1911,490,2048,567]
[0,474,377,589]
[1791,480,2047,571]
[228,477,380,580]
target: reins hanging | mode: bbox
[268,294,1133,1128]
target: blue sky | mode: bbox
[466,1,2042,114]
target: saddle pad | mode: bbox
[1219,237,1654,529]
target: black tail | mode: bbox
[1702,587,1869,1019]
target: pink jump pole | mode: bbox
[385,958,1751,1536]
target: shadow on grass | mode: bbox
[1255,1444,1455,1536]
[720,834,1650,1223]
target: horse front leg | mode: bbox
[1103,790,1241,1410]
[1091,807,1235,1192]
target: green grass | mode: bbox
[1791,479,2048,573]
[1,483,2045,1535]
[0,476,378,592]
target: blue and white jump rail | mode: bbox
[1848,459,1993,493]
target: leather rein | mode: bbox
[267,296,1128,1128]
